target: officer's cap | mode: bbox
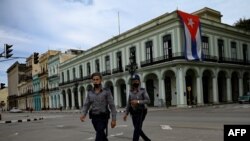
[131,74,140,81]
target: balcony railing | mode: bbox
[140,52,249,67]
[101,70,112,76]
[141,52,185,67]
[49,87,59,92]
[112,67,124,74]
[59,75,91,86]
[48,74,59,80]
[38,71,48,77]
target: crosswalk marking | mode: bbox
[161,125,172,130]
[115,125,128,128]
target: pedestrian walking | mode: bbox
[80,72,117,141]
[123,74,151,141]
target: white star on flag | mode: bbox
[188,18,194,28]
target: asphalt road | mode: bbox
[0,104,250,141]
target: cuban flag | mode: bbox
[178,10,202,61]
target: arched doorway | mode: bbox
[145,73,158,106]
[218,71,227,103]
[243,72,250,94]
[79,86,85,107]
[163,70,176,107]
[116,79,126,107]
[73,86,79,109]
[185,69,196,105]
[231,72,239,102]
[62,90,66,109]
[202,70,213,104]
[105,81,114,97]
[67,89,72,108]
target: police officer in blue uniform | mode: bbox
[123,74,151,141]
[80,72,117,141]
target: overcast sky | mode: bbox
[0,0,250,85]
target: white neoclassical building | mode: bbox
[58,7,250,109]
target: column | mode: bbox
[226,77,232,102]
[239,77,243,97]
[114,85,118,107]
[159,78,165,107]
[71,88,75,109]
[196,76,204,105]
[176,67,186,107]
[49,95,52,109]
[60,93,63,108]
[122,48,126,71]
[78,89,82,109]
[57,94,60,108]
[66,93,69,110]
[53,94,58,108]
[212,76,219,103]
[41,96,43,110]
[126,83,130,105]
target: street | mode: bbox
[0,104,250,141]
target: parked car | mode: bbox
[9,107,23,113]
[238,92,250,104]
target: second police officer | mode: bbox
[123,74,151,141]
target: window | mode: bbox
[105,56,110,71]
[95,59,100,72]
[163,35,172,58]
[67,70,70,81]
[61,72,64,82]
[79,65,83,78]
[116,51,122,70]
[87,62,91,76]
[146,41,153,62]
[243,44,248,62]
[202,36,209,57]
[218,39,224,60]
[73,68,76,80]
[231,42,237,60]
[129,46,136,64]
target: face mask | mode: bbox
[132,83,139,88]
[94,84,101,88]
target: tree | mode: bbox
[234,18,250,32]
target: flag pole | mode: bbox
[118,11,121,35]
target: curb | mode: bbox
[0,117,44,124]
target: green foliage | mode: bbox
[234,18,250,32]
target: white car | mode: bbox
[9,107,23,113]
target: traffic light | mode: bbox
[0,83,5,89]
[4,44,13,58]
[33,52,39,64]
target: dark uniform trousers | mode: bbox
[91,117,109,141]
[131,109,151,141]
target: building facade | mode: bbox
[0,87,8,111]
[37,50,60,110]
[58,7,250,109]
[17,55,40,110]
[47,51,77,109]
[7,61,26,109]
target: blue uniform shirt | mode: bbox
[125,87,151,115]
